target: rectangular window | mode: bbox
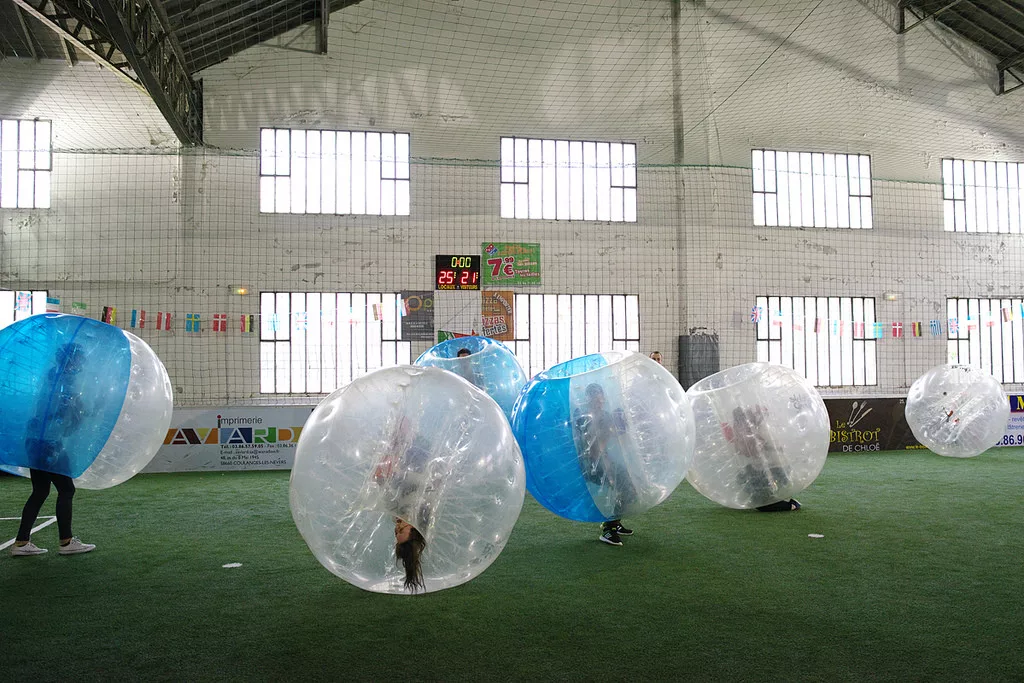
[942,158,1024,233]
[0,290,49,330]
[752,149,871,228]
[0,119,52,209]
[755,296,877,387]
[506,293,640,378]
[259,129,410,216]
[259,291,412,394]
[500,137,637,222]
[947,297,1024,382]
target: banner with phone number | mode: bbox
[996,394,1024,447]
[481,242,541,286]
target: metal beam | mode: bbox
[16,0,202,145]
[15,6,40,60]
[60,38,77,65]
[318,0,329,54]
[898,0,964,33]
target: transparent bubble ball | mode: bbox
[0,313,173,489]
[905,364,1009,458]
[686,363,829,509]
[511,350,695,522]
[290,365,526,595]
[414,336,527,422]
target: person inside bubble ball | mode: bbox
[648,351,663,365]
[12,343,96,557]
[730,405,800,512]
[573,383,638,546]
[372,415,438,592]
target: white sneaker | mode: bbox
[58,538,96,555]
[11,542,48,556]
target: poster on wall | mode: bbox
[143,406,315,473]
[400,291,435,341]
[481,242,541,286]
[481,290,515,341]
[823,398,921,453]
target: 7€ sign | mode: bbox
[481,243,541,286]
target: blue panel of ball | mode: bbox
[0,314,132,477]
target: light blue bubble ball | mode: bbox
[414,336,527,422]
[0,314,173,488]
[511,350,695,522]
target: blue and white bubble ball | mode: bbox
[290,365,526,594]
[685,363,829,509]
[0,314,173,488]
[414,336,527,422]
[511,350,695,522]
[905,364,1009,458]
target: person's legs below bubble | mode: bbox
[12,470,53,556]
[50,473,95,555]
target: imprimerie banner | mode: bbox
[143,406,315,472]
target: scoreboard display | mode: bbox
[435,255,481,291]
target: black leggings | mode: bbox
[17,469,75,542]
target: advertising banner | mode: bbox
[995,394,1024,447]
[824,397,921,453]
[481,290,515,341]
[481,242,541,286]
[143,406,315,473]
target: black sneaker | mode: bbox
[600,530,623,546]
[612,523,633,536]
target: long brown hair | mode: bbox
[396,527,427,593]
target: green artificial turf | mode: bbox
[2,449,1023,682]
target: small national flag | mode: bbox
[372,303,384,322]
[772,310,783,327]
[16,291,30,313]
[131,309,146,329]
[873,322,885,339]
[912,322,922,337]
[270,314,279,332]
[948,318,959,335]
[295,312,308,331]
[967,316,977,332]
[240,314,255,333]
[892,322,903,338]
[814,318,822,333]
[72,302,87,316]
[930,320,941,336]
[985,317,995,328]
[399,298,411,316]
[157,311,171,331]
[750,306,762,323]
[1002,307,1012,323]
[853,321,865,337]
[213,313,227,332]
[186,313,201,333]
[101,306,117,325]
[45,297,61,313]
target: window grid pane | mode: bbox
[1,119,51,209]
[259,291,412,394]
[947,297,1024,383]
[943,158,1024,234]
[511,293,641,377]
[752,149,871,229]
[259,128,410,216]
[500,136,637,222]
[754,295,877,387]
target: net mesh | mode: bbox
[1,0,1023,407]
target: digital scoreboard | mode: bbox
[435,255,481,290]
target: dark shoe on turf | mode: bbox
[599,530,623,546]
[756,499,801,512]
[612,523,633,536]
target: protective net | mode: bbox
[1,0,1022,407]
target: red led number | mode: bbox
[439,270,455,285]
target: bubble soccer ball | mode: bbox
[414,336,527,422]
[686,363,829,509]
[511,350,695,522]
[290,365,525,595]
[0,313,174,489]
[905,364,1009,458]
